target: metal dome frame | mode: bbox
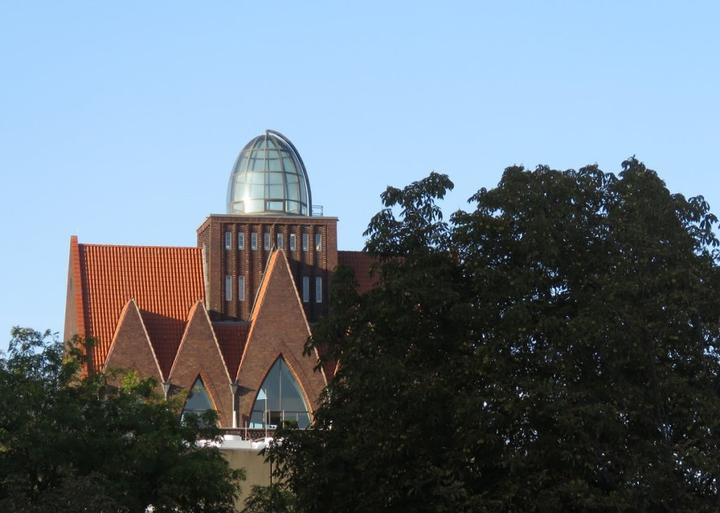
[226,129,313,216]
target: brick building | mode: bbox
[63,130,375,432]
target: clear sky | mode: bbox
[1,1,719,351]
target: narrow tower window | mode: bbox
[225,275,232,301]
[251,232,258,250]
[302,276,310,303]
[238,275,245,302]
[289,233,297,251]
[277,233,284,249]
[264,231,271,250]
[302,232,309,252]
[315,233,322,251]
[315,276,323,303]
[224,231,232,250]
[238,232,245,250]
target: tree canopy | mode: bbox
[259,159,720,513]
[0,328,243,513]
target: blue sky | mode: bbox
[1,1,719,351]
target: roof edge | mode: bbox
[70,235,87,338]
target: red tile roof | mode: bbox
[78,243,205,374]
[337,251,378,294]
[213,322,249,378]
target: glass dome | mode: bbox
[227,130,312,216]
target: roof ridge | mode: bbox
[78,242,201,250]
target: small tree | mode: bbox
[256,159,720,512]
[0,328,244,513]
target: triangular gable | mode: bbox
[104,299,163,392]
[236,250,327,427]
[168,301,233,427]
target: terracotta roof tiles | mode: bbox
[337,250,378,294]
[213,322,249,378]
[77,243,205,374]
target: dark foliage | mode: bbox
[250,159,720,512]
[0,329,244,513]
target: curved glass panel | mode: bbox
[250,358,310,429]
[227,130,312,216]
[181,377,215,422]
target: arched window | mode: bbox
[250,358,310,429]
[181,377,215,422]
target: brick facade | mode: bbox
[235,250,327,427]
[168,302,234,427]
[104,299,164,395]
[197,215,338,323]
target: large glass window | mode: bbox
[250,358,310,429]
[181,377,215,423]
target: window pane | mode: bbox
[182,377,215,422]
[302,233,308,252]
[264,232,271,250]
[277,233,284,249]
[268,172,284,186]
[251,232,258,250]
[283,158,297,173]
[249,184,264,198]
[246,199,264,212]
[286,201,300,214]
[302,276,310,303]
[315,276,322,303]
[238,275,245,302]
[289,233,296,251]
[268,185,284,198]
[225,275,232,301]
[224,232,232,250]
[315,233,322,251]
[238,232,245,250]
[287,186,300,201]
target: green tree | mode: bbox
[257,159,720,512]
[0,328,244,513]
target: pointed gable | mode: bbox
[236,250,327,427]
[104,300,163,392]
[168,301,233,427]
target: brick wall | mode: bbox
[197,215,338,322]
